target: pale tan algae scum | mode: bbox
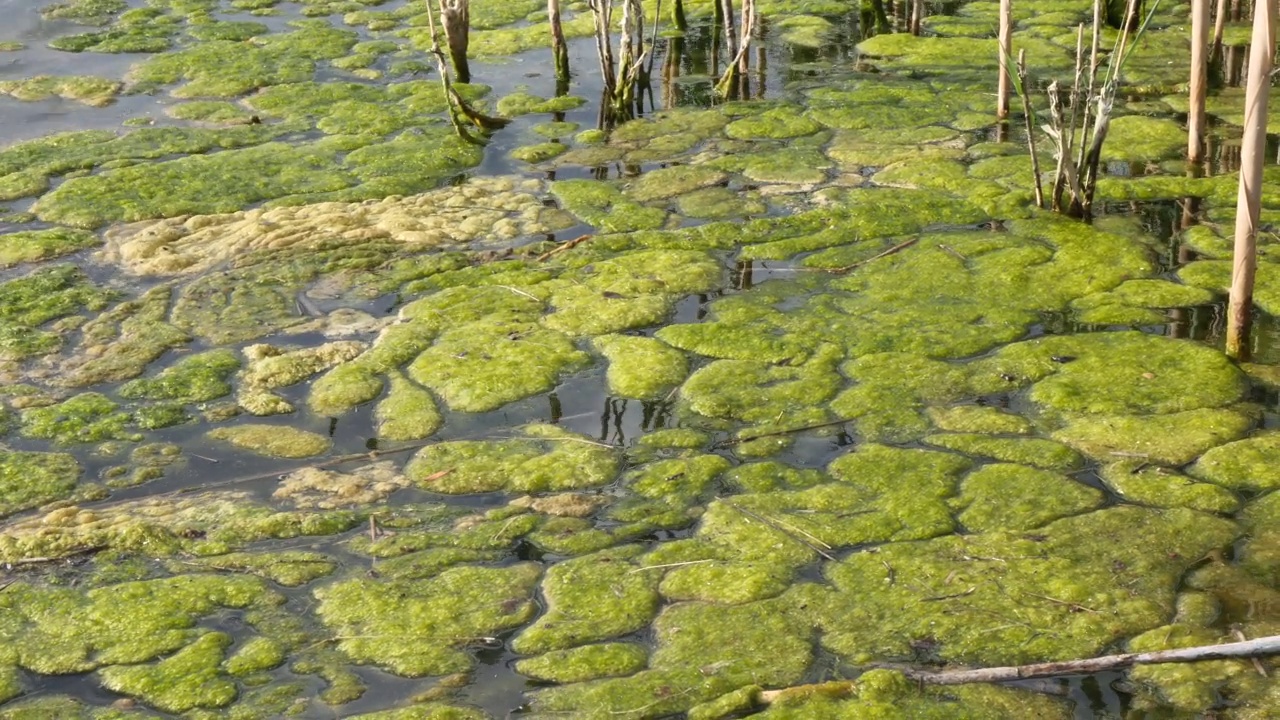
[0,0,1278,717]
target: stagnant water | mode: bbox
[1,0,1279,718]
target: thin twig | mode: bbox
[826,237,919,274]
[722,501,837,561]
[713,417,852,447]
[628,559,715,573]
[1016,49,1044,209]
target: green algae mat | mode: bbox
[1,0,1280,717]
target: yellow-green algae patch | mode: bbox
[273,461,408,509]
[1188,432,1280,492]
[549,179,668,233]
[404,424,618,493]
[953,464,1102,532]
[99,630,237,712]
[1100,461,1240,514]
[307,362,384,415]
[0,75,121,107]
[181,550,336,586]
[515,643,648,683]
[314,563,540,676]
[375,371,442,441]
[1052,407,1255,466]
[625,166,727,203]
[0,450,81,517]
[512,545,660,654]
[751,668,1069,719]
[817,506,1237,666]
[0,227,98,267]
[927,405,1032,434]
[20,392,139,445]
[0,574,279,675]
[207,424,332,458]
[977,331,1247,416]
[926,433,1082,471]
[118,348,240,403]
[593,334,687,400]
[526,593,812,718]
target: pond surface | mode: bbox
[2,0,1280,718]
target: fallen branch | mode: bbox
[754,635,1280,704]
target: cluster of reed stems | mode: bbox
[996,0,1274,356]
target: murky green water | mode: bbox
[2,0,1280,717]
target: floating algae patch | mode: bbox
[0,227,98,268]
[308,362,383,415]
[314,563,540,676]
[0,450,80,517]
[750,669,1070,719]
[512,545,660,654]
[924,433,1083,471]
[207,424,331,458]
[99,631,237,712]
[831,352,971,443]
[550,179,668,233]
[20,393,139,445]
[0,75,121,106]
[1187,432,1280,492]
[676,186,767,219]
[374,371,442,441]
[510,141,567,164]
[35,141,355,229]
[238,341,365,415]
[404,424,618,493]
[128,25,358,97]
[1097,115,1187,162]
[495,90,587,116]
[0,264,113,361]
[625,165,727,203]
[593,334,687,400]
[817,505,1237,666]
[927,405,1032,434]
[515,642,648,684]
[724,106,822,140]
[0,170,47,202]
[55,285,191,387]
[682,345,842,431]
[0,574,279,675]
[1099,461,1240,514]
[273,461,408,509]
[526,593,812,718]
[953,464,1102,532]
[1052,407,1255,466]
[105,175,565,277]
[976,331,1246,416]
[119,348,240,403]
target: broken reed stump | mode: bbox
[757,635,1280,704]
[438,0,470,84]
[548,0,570,86]
[1225,0,1276,359]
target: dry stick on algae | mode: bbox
[754,636,1280,699]
[826,236,918,274]
[722,501,837,562]
[1015,50,1044,209]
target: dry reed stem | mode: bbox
[997,0,1012,118]
[1190,0,1210,162]
[1226,0,1275,359]
[1016,50,1045,208]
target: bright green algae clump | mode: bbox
[404,424,618,493]
[207,424,332,458]
[0,451,81,517]
[315,563,540,676]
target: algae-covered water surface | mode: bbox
[2,0,1280,717]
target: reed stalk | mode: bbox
[1212,0,1228,55]
[1015,50,1044,208]
[1189,0,1209,162]
[998,0,1012,119]
[548,0,570,87]
[1225,0,1276,359]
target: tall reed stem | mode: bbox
[997,0,1012,119]
[1189,0,1209,162]
[1226,0,1276,359]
